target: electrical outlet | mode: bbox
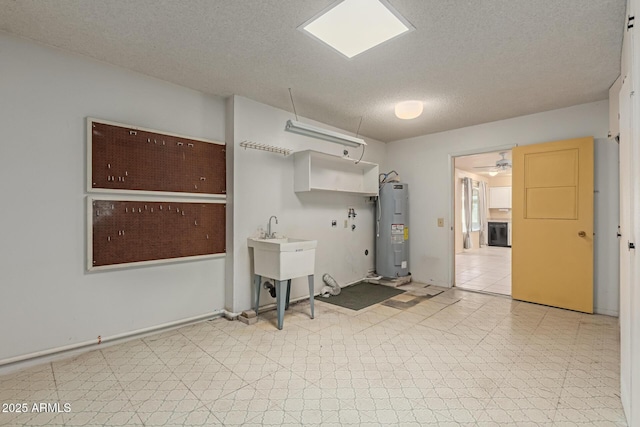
[344,220,348,228]
[437,218,445,227]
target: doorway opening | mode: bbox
[453,150,512,296]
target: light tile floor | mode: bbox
[0,286,625,426]
[456,246,512,296]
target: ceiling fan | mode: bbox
[473,151,512,174]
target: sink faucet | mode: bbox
[267,216,278,238]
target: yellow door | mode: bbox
[512,137,594,313]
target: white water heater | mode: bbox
[376,182,410,278]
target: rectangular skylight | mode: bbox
[300,0,414,59]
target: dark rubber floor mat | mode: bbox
[319,281,405,311]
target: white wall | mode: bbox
[0,33,227,361]
[594,139,620,316]
[387,100,620,315]
[229,96,387,312]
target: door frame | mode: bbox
[448,144,515,287]
[619,74,633,419]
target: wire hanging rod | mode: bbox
[288,88,299,121]
[355,116,365,164]
[355,116,363,138]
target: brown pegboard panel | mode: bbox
[91,199,225,268]
[90,120,225,195]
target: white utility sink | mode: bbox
[248,237,317,280]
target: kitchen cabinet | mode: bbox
[489,186,511,209]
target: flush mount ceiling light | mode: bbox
[299,0,414,59]
[394,100,423,120]
[285,120,366,147]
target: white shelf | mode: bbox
[293,150,379,196]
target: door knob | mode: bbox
[578,231,586,237]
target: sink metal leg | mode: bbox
[285,279,291,310]
[275,280,288,330]
[308,274,315,319]
[253,274,261,316]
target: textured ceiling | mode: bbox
[0,0,626,142]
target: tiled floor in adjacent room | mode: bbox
[456,246,512,296]
[0,285,625,426]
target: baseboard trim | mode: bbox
[0,310,226,371]
[594,307,619,317]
